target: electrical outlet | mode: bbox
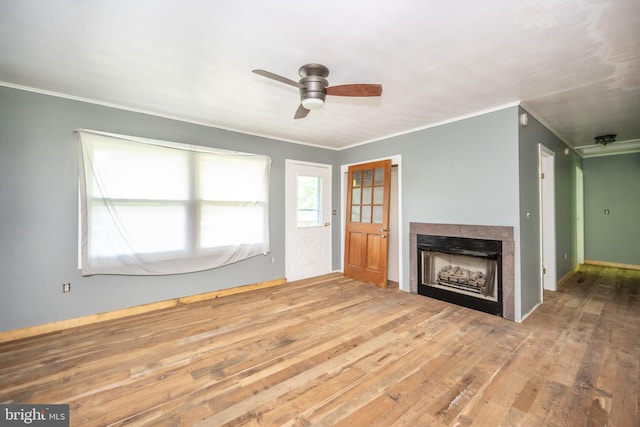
[270,256,276,264]
[62,283,71,293]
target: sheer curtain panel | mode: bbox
[76,130,271,275]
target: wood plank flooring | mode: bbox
[0,265,638,426]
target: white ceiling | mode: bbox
[1,0,639,155]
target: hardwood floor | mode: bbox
[0,265,638,426]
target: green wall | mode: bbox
[517,107,582,317]
[583,153,640,266]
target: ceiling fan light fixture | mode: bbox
[301,97,324,110]
[594,134,616,146]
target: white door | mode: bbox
[576,166,585,265]
[285,160,332,281]
[539,144,557,292]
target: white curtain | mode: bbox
[77,130,271,276]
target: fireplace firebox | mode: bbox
[417,234,503,316]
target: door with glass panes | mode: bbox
[344,159,391,288]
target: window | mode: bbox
[77,130,271,275]
[297,175,322,227]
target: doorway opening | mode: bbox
[341,155,402,290]
[539,144,557,292]
[576,166,584,265]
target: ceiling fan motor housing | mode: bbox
[298,63,329,78]
[299,75,328,104]
[298,64,329,105]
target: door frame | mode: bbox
[576,166,585,265]
[340,155,403,290]
[285,159,332,281]
[539,144,557,292]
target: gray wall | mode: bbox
[583,152,640,265]
[517,108,582,317]
[337,107,523,316]
[0,87,337,331]
[1,86,584,332]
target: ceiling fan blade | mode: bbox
[326,84,382,97]
[294,104,310,119]
[252,69,304,89]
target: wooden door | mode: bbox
[344,159,392,288]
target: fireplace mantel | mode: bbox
[410,222,515,320]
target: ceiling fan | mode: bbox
[252,63,382,119]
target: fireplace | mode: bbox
[417,234,502,316]
[410,223,515,320]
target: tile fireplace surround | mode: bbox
[410,222,515,321]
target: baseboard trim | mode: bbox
[520,301,542,323]
[0,277,287,344]
[557,265,580,288]
[584,260,640,271]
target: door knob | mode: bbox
[381,228,390,232]
[324,222,331,226]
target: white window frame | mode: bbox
[77,129,271,276]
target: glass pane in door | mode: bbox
[373,187,383,204]
[362,187,372,204]
[361,206,372,223]
[372,205,383,223]
[362,169,373,186]
[297,176,321,227]
[352,171,362,186]
[374,167,384,185]
[351,205,361,222]
[351,187,361,204]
